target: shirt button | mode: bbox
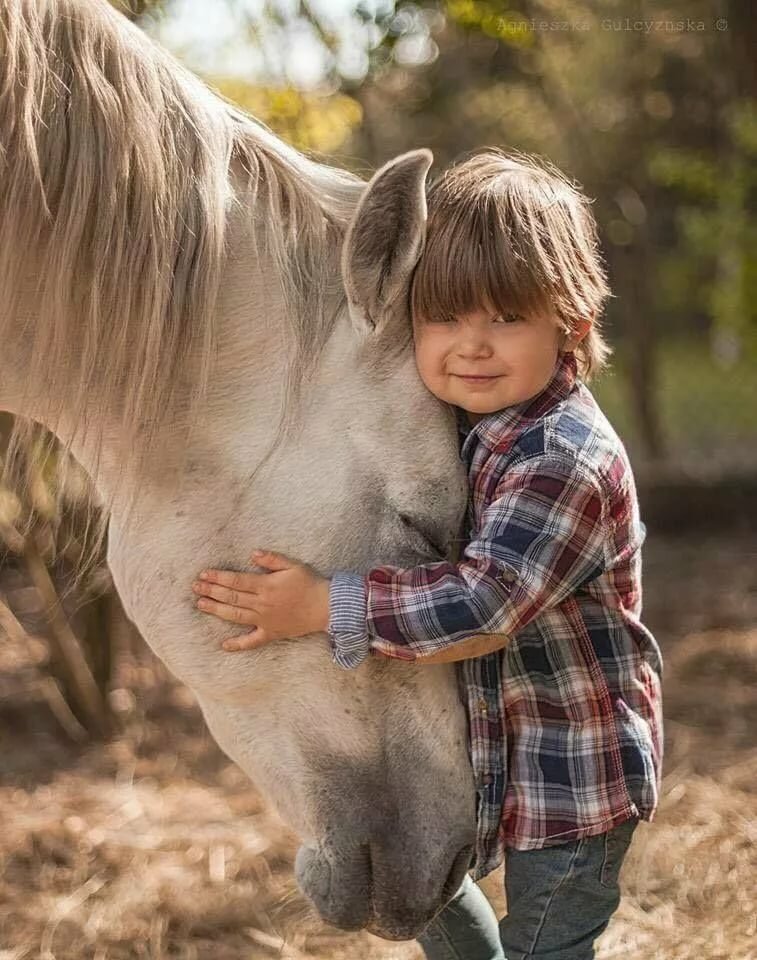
[501,568,518,584]
[477,697,488,715]
[481,774,494,786]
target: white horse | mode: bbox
[0,0,475,940]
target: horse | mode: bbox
[0,0,476,941]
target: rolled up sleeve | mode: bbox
[328,572,371,668]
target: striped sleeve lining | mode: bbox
[328,572,370,669]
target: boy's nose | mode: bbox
[456,335,494,359]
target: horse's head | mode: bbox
[144,150,476,939]
[291,151,476,937]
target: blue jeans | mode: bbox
[417,818,638,960]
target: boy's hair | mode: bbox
[411,148,612,379]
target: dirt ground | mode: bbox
[1,532,756,959]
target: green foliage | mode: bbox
[730,99,757,153]
[446,0,535,46]
[648,96,757,349]
[594,337,757,468]
[648,149,719,198]
[210,79,363,153]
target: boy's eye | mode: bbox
[494,312,524,324]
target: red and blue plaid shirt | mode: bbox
[328,353,663,880]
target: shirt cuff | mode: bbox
[328,572,370,669]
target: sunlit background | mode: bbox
[1,2,755,958]
[137,0,757,478]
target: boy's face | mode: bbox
[413,306,589,423]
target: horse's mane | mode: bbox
[0,0,364,583]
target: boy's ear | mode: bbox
[563,315,594,351]
[341,149,432,337]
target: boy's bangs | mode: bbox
[411,198,556,325]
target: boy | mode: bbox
[192,149,663,960]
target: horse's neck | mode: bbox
[0,184,345,517]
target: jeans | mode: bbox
[417,818,638,960]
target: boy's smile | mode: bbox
[451,373,505,394]
[413,305,589,422]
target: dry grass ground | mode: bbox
[1,532,756,959]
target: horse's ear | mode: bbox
[341,149,432,336]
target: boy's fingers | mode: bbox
[198,569,264,590]
[251,549,293,572]
[223,629,270,652]
[193,580,258,608]
[195,597,258,624]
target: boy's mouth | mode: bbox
[452,374,503,383]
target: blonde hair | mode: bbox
[411,148,612,379]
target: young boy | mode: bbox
[192,149,664,960]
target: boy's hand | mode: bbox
[192,550,330,652]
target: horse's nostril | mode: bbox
[442,844,475,902]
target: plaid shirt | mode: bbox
[328,353,663,880]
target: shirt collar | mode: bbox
[459,352,579,454]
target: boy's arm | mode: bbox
[329,454,610,668]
